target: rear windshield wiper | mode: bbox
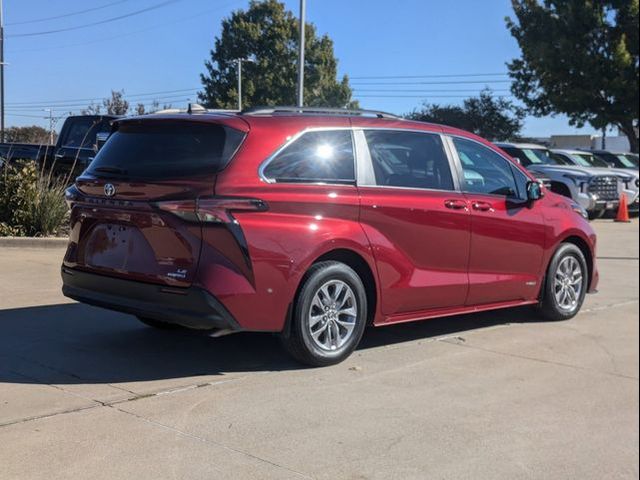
[93,166,127,175]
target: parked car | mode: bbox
[61,108,599,366]
[0,115,117,176]
[591,150,639,170]
[495,142,621,219]
[550,149,639,215]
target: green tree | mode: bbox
[199,0,355,109]
[102,90,130,115]
[408,89,525,141]
[5,125,54,144]
[506,0,639,152]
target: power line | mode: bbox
[351,80,513,86]
[6,0,242,53]
[350,72,509,79]
[353,88,512,93]
[7,0,183,38]
[6,87,200,106]
[7,0,131,26]
[354,94,513,99]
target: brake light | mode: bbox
[64,185,83,208]
[155,197,268,223]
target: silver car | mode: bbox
[551,149,639,215]
[496,142,622,219]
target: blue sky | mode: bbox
[4,0,599,137]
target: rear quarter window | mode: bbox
[262,130,355,184]
[86,121,245,179]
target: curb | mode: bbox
[0,237,68,249]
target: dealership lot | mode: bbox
[0,220,638,480]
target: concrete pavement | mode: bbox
[0,220,638,479]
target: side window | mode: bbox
[263,130,355,184]
[453,137,518,197]
[364,130,455,191]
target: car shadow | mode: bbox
[0,302,543,385]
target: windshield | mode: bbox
[573,153,610,168]
[624,154,639,168]
[616,154,638,168]
[520,148,557,165]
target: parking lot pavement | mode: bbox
[0,219,638,480]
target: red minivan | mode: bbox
[62,107,598,366]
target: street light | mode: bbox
[236,57,255,112]
[297,0,306,108]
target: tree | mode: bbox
[5,125,54,144]
[408,89,525,141]
[199,0,355,109]
[102,90,130,115]
[81,103,101,115]
[135,103,146,115]
[506,0,639,152]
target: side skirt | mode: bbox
[376,299,539,327]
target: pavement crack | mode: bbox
[109,404,315,479]
[439,339,638,381]
[0,404,100,428]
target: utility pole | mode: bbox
[44,109,54,144]
[297,0,306,108]
[1,0,5,143]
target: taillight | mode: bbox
[64,185,83,208]
[155,197,268,223]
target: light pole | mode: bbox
[1,0,5,143]
[297,0,306,108]
[236,57,254,112]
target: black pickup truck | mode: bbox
[0,115,117,175]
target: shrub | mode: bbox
[0,162,68,237]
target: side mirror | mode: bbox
[526,181,544,201]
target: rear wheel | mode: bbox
[280,261,367,367]
[136,316,184,330]
[538,243,588,321]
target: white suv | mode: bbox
[496,143,622,219]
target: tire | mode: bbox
[136,316,184,330]
[587,210,605,220]
[280,261,368,367]
[537,243,588,321]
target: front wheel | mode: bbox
[537,243,588,321]
[280,261,367,367]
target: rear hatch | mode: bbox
[63,116,248,287]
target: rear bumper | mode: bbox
[61,267,241,331]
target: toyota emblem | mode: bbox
[104,183,116,197]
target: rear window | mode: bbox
[87,121,245,179]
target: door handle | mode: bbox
[444,199,469,211]
[471,201,494,212]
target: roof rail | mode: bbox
[241,106,400,119]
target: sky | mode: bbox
[4,0,602,137]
